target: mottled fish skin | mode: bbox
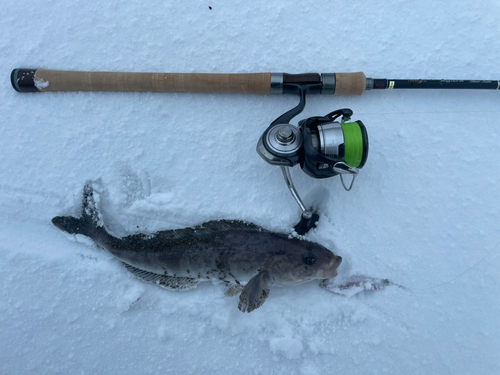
[52,182,342,312]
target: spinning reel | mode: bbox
[256,81,369,234]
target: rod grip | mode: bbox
[334,72,366,95]
[11,69,272,94]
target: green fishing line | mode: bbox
[341,122,364,168]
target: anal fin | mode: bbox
[122,262,199,291]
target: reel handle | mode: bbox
[281,166,319,235]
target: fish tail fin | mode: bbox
[52,182,104,238]
[51,215,93,236]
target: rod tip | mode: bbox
[11,69,40,92]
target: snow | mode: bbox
[1,0,500,374]
[34,78,49,89]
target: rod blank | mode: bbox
[371,78,500,90]
[10,68,500,96]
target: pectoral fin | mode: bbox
[238,270,271,313]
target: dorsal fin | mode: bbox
[191,220,267,235]
[156,219,268,238]
[118,220,269,253]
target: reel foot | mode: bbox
[294,212,320,235]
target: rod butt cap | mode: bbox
[11,69,40,92]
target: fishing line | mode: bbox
[341,122,364,168]
[357,110,500,116]
[408,234,500,292]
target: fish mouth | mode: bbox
[320,256,342,278]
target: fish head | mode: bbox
[270,241,342,286]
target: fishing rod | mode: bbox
[11,68,500,233]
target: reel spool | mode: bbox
[300,108,368,183]
[256,86,369,234]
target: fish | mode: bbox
[52,182,342,313]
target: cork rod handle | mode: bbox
[334,72,366,95]
[12,69,272,94]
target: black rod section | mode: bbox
[372,79,500,90]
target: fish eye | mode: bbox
[302,254,316,265]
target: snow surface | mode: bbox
[2,0,500,374]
